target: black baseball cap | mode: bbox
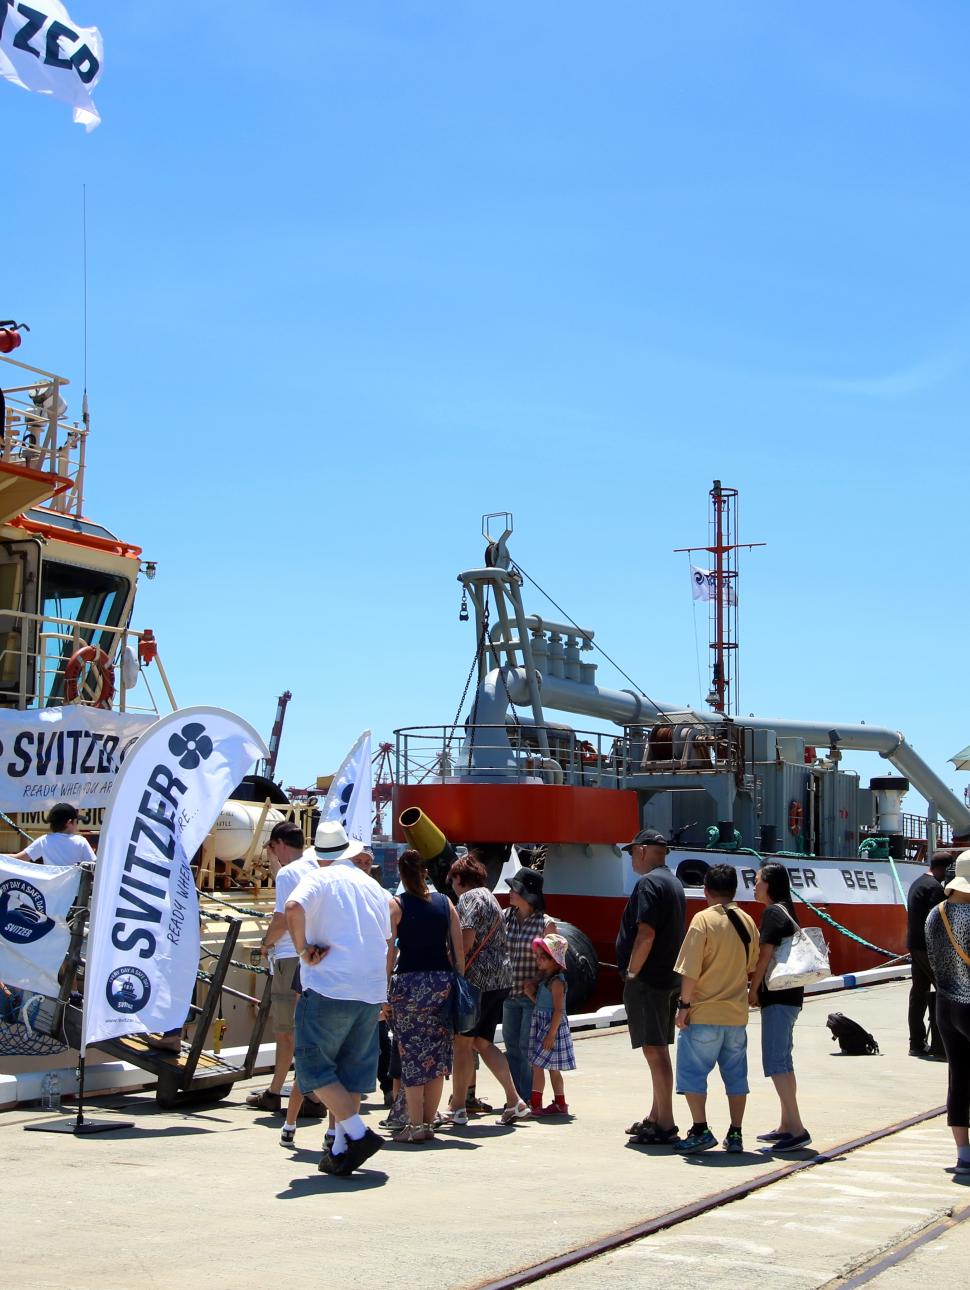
[621,828,668,854]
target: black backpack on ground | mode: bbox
[826,1012,880,1055]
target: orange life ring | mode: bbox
[64,645,115,708]
[788,800,804,837]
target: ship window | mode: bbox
[41,560,129,634]
[39,560,131,702]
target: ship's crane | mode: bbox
[256,690,292,780]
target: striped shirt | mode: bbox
[503,907,556,996]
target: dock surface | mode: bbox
[7,980,969,1289]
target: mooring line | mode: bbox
[471,1105,948,1290]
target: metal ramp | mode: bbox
[62,914,273,1108]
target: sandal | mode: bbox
[245,1089,282,1112]
[632,1124,680,1145]
[499,1100,531,1126]
[392,1123,432,1143]
[432,1107,469,1128]
[626,1117,654,1137]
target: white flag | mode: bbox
[690,566,737,606]
[0,0,103,130]
[82,708,268,1051]
[0,856,81,996]
[321,730,372,844]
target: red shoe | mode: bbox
[541,1100,568,1116]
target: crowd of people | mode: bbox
[244,818,970,1180]
[19,802,964,1181]
[251,820,571,1176]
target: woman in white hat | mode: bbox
[925,848,970,1178]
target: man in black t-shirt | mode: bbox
[616,828,687,1145]
[907,854,948,1058]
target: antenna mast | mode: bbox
[675,480,765,715]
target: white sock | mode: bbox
[332,1124,347,1154]
[283,1122,296,1132]
[340,1113,366,1141]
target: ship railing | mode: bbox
[1,353,87,518]
[394,724,637,789]
[0,607,166,715]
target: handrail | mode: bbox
[1,353,87,517]
[0,607,162,715]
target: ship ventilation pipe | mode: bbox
[398,807,457,896]
[461,666,524,777]
[870,776,909,859]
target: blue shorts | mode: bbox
[294,990,381,1095]
[761,1004,801,1077]
[676,1022,748,1096]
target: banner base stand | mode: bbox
[25,1114,133,1135]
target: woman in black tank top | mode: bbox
[387,849,465,1141]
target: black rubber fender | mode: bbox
[553,921,599,1013]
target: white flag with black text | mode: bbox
[0,0,103,129]
[82,708,267,1051]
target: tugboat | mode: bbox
[393,511,970,1000]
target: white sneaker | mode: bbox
[500,1100,531,1125]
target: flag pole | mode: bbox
[25,868,132,1136]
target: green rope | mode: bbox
[199,891,271,921]
[0,807,33,844]
[200,947,271,977]
[725,844,906,962]
[789,888,903,961]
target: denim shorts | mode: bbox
[294,990,381,1095]
[676,1022,749,1096]
[761,1003,801,1077]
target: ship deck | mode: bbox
[5,979,969,1290]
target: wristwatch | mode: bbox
[676,1000,692,1010]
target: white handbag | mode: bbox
[765,909,831,991]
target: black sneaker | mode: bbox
[773,1130,812,1153]
[722,1128,744,1154]
[332,1127,384,1176]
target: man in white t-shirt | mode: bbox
[10,803,96,866]
[285,820,392,1177]
[244,821,320,1113]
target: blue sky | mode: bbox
[5,3,969,821]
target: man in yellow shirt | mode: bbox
[673,863,759,1154]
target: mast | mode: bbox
[676,480,764,716]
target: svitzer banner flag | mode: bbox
[0,707,154,812]
[0,0,103,129]
[82,708,267,1050]
[321,730,372,843]
[0,856,81,996]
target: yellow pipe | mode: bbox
[399,806,448,861]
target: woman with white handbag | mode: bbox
[747,863,812,1152]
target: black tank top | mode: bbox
[396,891,451,972]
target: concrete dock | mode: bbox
[6,980,969,1290]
